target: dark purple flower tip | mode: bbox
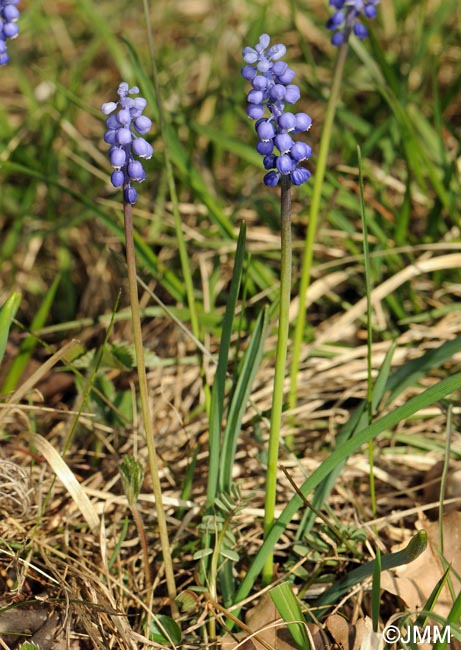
[124,186,138,204]
[0,41,8,66]
[327,11,345,28]
[105,114,119,129]
[290,167,311,185]
[331,31,345,46]
[263,171,280,186]
[354,22,368,39]
[263,154,277,170]
[364,5,378,18]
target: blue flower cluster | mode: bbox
[327,0,380,46]
[0,0,20,66]
[241,34,312,187]
[101,83,153,205]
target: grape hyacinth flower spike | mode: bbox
[101,82,153,205]
[242,33,312,187]
[242,34,313,583]
[0,0,20,66]
[100,83,178,617]
[327,0,380,46]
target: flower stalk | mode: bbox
[101,83,178,618]
[124,200,178,618]
[262,174,292,584]
[242,33,313,582]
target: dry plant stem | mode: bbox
[262,175,292,585]
[123,200,178,619]
[288,42,349,427]
[129,504,152,595]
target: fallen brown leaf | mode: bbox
[381,511,461,618]
[326,615,382,650]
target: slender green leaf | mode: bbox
[207,222,246,505]
[0,292,21,369]
[270,583,311,650]
[219,305,269,492]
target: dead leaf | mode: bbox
[381,512,461,618]
[326,615,382,650]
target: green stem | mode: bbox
[288,42,349,420]
[124,200,178,618]
[262,175,292,585]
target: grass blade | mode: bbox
[206,222,247,505]
[0,291,21,368]
[270,582,312,650]
[219,305,269,492]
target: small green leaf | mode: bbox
[149,614,182,645]
[193,548,213,560]
[220,548,239,562]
